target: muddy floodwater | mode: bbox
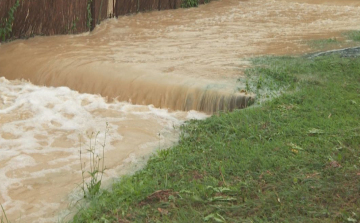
[1,0,360,222]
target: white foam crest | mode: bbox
[186,110,209,120]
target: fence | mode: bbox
[0,0,210,41]
[0,0,108,39]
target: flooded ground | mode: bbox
[0,0,360,221]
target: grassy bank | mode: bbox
[72,54,360,222]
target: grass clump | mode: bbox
[307,38,341,50]
[344,30,360,42]
[72,54,360,222]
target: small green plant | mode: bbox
[181,0,199,8]
[0,204,9,223]
[68,17,79,34]
[0,0,20,42]
[86,0,93,31]
[79,123,108,199]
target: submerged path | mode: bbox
[0,0,360,222]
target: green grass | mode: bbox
[305,31,360,51]
[72,54,360,223]
[344,30,360,42]
[306,38,343,51]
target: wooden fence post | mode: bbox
[113,0,116,17]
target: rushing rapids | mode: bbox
[0,0,360,222]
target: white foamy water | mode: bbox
[0,77,207,222]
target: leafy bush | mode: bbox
[181,0,199,8]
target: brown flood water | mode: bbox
[0,0,360,222]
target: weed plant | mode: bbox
[181,0,210,8]
[69,17,79,34]
[0,0,20,42]
[79,124,108,199]
[86,0,93,31]
[73,54,360,222]
[181,0,199,8]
